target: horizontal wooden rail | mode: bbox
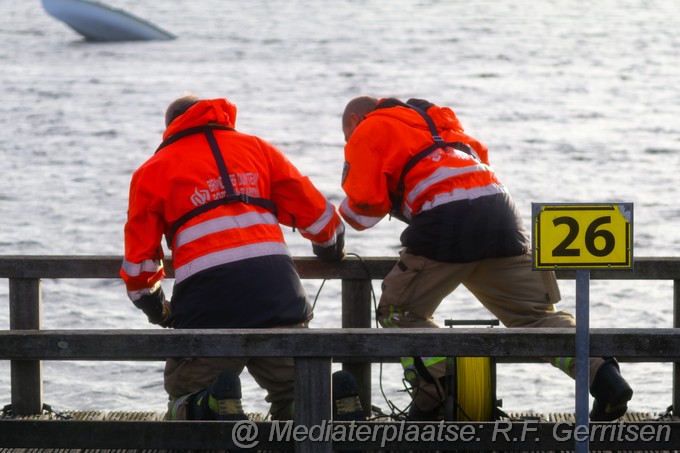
[1,328,679,361]
[1,255,680,279]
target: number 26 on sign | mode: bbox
[531,203,633,270]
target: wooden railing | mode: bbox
[1,255,679,452]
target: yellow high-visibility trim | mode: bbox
[382,305,402,328]
[401,356,447,368]
[421,356,446,367]
[552,356,574,374]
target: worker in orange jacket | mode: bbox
[340,96,633,421]
[120,95,358,421]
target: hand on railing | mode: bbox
[312,230,346,262]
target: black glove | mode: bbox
[133,287,172,327]
[313,231,346,262]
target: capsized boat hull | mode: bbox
[42,0,175,41]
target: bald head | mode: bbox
[342,96,378,142]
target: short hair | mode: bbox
[342,96,379,130]
[165,94,200,127]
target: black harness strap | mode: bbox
[414,356,438,385]
[157,125,278,248]
[389,101,480,222]
[155,124,234,154]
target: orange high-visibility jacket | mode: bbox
[121,98,343,301]
[340,98,529,263]
[340,98,503,229]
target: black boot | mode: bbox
[332,370,365,421]
[333,371,366,453]
[188,371,249,420]
[589,358,633,421]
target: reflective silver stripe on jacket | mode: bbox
[127,281,161,302]
[121,258,162,277]
[300,201,336,236]
[405,163,492,206]
[174,241,291,284]
[403,183,508,221]
[312,223,345,248]
[340,198,382,229]
[174,211,278,249]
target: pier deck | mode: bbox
[1,409,678,452]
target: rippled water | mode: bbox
[1,0,679,417]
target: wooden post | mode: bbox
[295,357,332,453]
[341,278,373,417]
[674,279,679,416]
[9,278,43,415]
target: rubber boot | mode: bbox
[589,358,633,421]
[332,370,365,421]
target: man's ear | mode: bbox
[351,112,365,128]
[349,112,359,127]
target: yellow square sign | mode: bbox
[532,203,633,269]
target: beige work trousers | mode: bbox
[164,323,306,420]
[377,249,605,411]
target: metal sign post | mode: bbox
[575,269,590,453]
[532,202,633,453]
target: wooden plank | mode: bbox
[0,418,677,451]
[0,255,395,279]
[0,256,125,279]
[675,279,680,418]
[0,419,292,450]
[9,278,43,415]
[0,328,679,360]
[556,257,680,280]
[8,279,41,329]
[1,256,679,280]
[342,278,374,416]
[294,358,332,453]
